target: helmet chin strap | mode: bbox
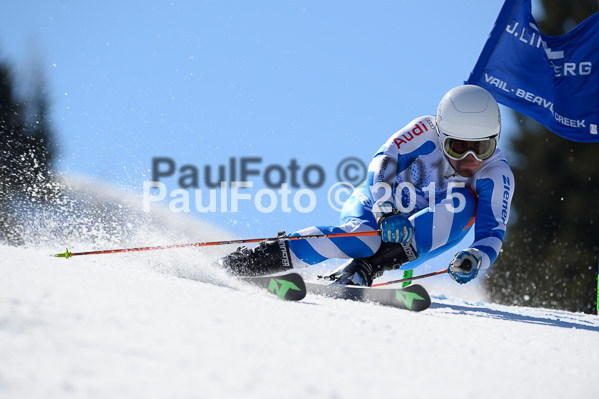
[443,155,460,178]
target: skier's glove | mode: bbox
[378,213,414,245]
[448,248,482,284]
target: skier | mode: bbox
[217,85,515,286]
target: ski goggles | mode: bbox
[441,136,498,161]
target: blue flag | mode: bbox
[467,0,599,142]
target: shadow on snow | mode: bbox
[430,301,599,333]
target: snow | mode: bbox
[1,180,599,399]
[1,244,598,399]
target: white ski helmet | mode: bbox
[436,85,501,161]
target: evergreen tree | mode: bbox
[485,0,599,313]
[0,61,56,244]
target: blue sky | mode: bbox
[1,0,534,241]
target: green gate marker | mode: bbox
[395,290,425,310]
[268,278,301,299]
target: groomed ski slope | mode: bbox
[1,244,598,399]
[2,178,598,399]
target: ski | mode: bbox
[241,272,307,301]
[305,282,431,312]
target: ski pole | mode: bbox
[53,230,381,259]
[371,268,448,287]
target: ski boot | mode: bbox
[216,232,293,276]
[322,240,418,286]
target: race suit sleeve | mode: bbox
[471,161,515,269]
[366,116,438,205]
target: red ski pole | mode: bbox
[54,230,381,259]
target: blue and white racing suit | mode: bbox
[287,115,515,271]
